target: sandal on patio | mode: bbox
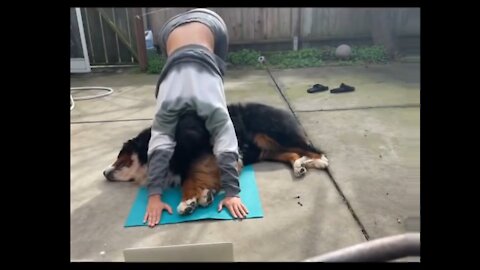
[330,83,355,94]
[307,84,329,93]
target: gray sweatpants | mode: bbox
[147,8,240,198]
[157,8,229,60]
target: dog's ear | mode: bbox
[118,140,135,157]
[130,138,145,150]
[130,137,149,164]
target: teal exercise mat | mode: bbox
[125,165,264,227]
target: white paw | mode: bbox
[313,155,329,169]
[177,198,197,215]
[303,155,329,169]
[293,156,308,177]
[198,189,215,207]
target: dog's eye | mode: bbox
[113,155,133,168]
[120,162,132,168]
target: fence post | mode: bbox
[133,8,148,71]
[293,8,302,51]
[369,8,399,59]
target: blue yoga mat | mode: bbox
[124,165,264,227]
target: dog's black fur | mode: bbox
[120,111,211,182]
[228,102,321,165]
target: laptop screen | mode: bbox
[123,242,234,262]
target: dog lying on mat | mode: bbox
[103,102,329,215]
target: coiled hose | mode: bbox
[70,87,114,111]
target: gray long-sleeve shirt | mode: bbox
[147,45,241,198]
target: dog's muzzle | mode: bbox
[103,165,116,181]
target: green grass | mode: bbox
[146,45,389,73]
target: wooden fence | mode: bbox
[77,8,419,66]
[147,8,419,45]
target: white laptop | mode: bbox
[123,242,234,262]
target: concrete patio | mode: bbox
[70,62,420,262]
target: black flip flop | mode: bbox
[307,84,329,93]
[330,83,355,94]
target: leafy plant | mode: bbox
[146,50,166,74]
[227,49,263,68]
[351,45,388,63]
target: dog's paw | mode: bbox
[315,155,329,169]
[293,156,308,177]
[198,189,215,207]
[177,198,198,215]
[321,155,329,166]
[301,155,329,170]
[305,155,329,169]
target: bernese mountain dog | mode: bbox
[103,102,329,215]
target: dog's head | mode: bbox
[103,128,150,185]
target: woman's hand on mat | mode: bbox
[218,196,249,219]
[144,195,172,227]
